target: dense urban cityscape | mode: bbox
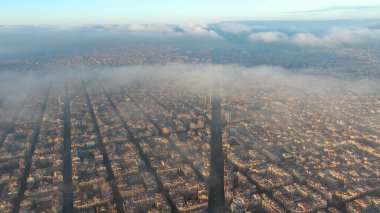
[0,62,378,212]
[1,2,380,212]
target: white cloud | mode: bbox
[106,24,174,33]
[106,64,380,96]
[249,31,288,43]
[293,28,380,47]
[292,33,324,46]
[86,24,222,39]
[218,22,252,33]
[248,27,380,47]
[179,24,222,39]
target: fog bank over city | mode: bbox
[2,0,380,211]
[2,63,378,96]
[1,64,378,128]
[100,64,380,93]
[2,20,380,81]
[1,20,380,213]
[1,62,379,213]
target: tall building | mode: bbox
[208,82,225,212]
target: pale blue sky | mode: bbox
[1,0,380,25]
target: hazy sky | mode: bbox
[2,0,380,25]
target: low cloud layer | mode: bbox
[249,31,287,43]
[85,24,222,39]
[249,27,380,46]
[3,21,380,45]
[218,22,252,34]
[95,64,380,97]
[0,64,378,124]
[179,24,222,39]
[106,24,174,33]
[105,23,380,45]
